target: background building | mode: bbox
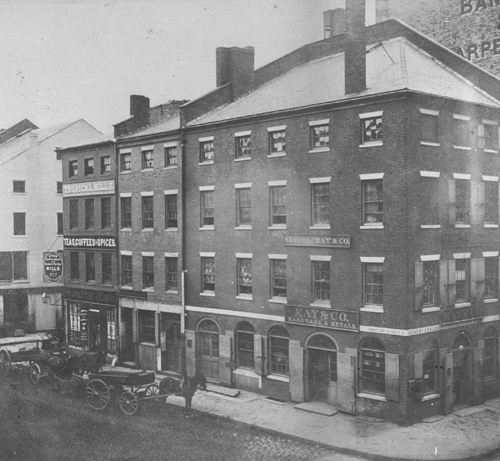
[0,119,100,338]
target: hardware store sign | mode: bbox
[286,306,359,331]
[284,234,351,248]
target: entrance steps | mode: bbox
[294,401,338,416]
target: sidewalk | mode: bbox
[105,366,500,461]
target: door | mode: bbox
[161,319,182,373]
[121,309,134,362]
[452,333,473,407]
[308,349,334,401]
[198,331,220,379]
[88,310,106,352]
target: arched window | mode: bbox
[360,338,385,394]
[422,339,438,395]
[484,327,497,379]
[236,322,254,369]
[307,334,338,382]
[269,326,289,375]
[197,319,220,359]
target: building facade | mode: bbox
[0,119,101,339]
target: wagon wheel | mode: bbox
[86,379,111,411]
[144,384,160,402]
[29,362,42,385]
[119,390,140,416]
[0,350,11,374]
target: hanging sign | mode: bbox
[43,252,63,283]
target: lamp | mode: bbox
[42,293,62,306]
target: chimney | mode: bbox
[323,8,345,39]
[344,0,366,95]
[216,46,255,100]
[376,0,391,23]
[130,95,150,118]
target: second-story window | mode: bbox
[235,133,251,159]
[360,112,383,145]
[455,258,470,304]
[85,252,95,283]
[484,121,499,152]
[85,198,95,229]
[200,139,214,163]
[100,156,111,174]
[453,115,471,149]
[165,194,178,229]
[269,128,286,154]
[120,152,131,172]
[69,199,78,229]
[236,187,252,227]
[69,160,78,178]
[201,190,214,227]
[84,158,94,176]
[13,181,25,193]
[101,197,111,229]
[485,179,499,225]
[142,148,154,169]
[143,256,155,289]
[362,178,383,226]
[121,255,132,286]
[270,184,286,226]
[164,145,177,167]
[420,109,439,145]
[165,257,178,291]
[311,181,330,227]
[310,121,329,150]
[121,196,132,229]
[485,257,498,300]
[142,195,154,229]
[13,212,26,236]
[102,252,112,285]
[455,178,470,225]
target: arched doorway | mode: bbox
[306,334,337,402]
[452,332,473,407]
[196,319,220,380]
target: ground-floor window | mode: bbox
[236,321,254,368]
[139,310,156,344]
[106,309,117,352]
[422,341,438,394]
[68,304,81,344]
[269,326,289,375]
[198,319,220,358]
[360,338,385,394]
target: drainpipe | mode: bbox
[181,128,187,375]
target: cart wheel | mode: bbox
[0,350,11,374]
[29,362,42,385]
[86,379,111,411]
[119,390,140,416]
[145,384,160,402]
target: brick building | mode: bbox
[110,0,500,424]
[58,134,119,356]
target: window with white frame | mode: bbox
[84,158,94,176]
[236,187,252,227]
[483,120,499,152]
[164,144,177,166]
[312,258,331,304]
[235,132,251,159]
[363,261,384,306]
[360,112,383,145]
[236,322,254,369]
[270,258,287,299]
[309,120,329,150]
[142,148,154,169]
[420,109,439,144]
[100,156,111,174]
[269,127,286,154]
[143,255,154,289]
[237,257,252,296]
[165,256,178,291]
[269,326,289,375]
[361,176,383,226]
[485,256,498,300]
[270,184,286,226]
[199,138,214,163]
[453,115,471,148]
[120,152,131,171]
[484,178,499,225]
[165,193,178,229]
[200,189,214,227]
[201,256,215,293]
[121,254,132,286]
[142,195,154,229]
[311,178,330,226]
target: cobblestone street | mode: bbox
[0,369,357,461]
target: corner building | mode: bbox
[179,2,500,424]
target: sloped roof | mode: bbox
[0,120,78,166]
[120,114,181,139]
[59,132,115,151]
[189,37,500,126]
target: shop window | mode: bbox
[455,258,470,304]
[106,309,117,352]
[57,213,63,235]
[164,145,177,167]
[121,255,132,286]
[310,123,329,150]
[484,181,499,224]
[165,257,178,291]
[269,130,286,154]
[85,253,95,283]
[236,188,252,227]
[269,326,289,375]
[165,194,177,229]
[69,160,78,178]
[362,179,383,226]
[360,114,382,145]
[237,258,252,296]
[102,252,112,285]
[484,327,498,379]
[142,196,154,229]
[270,185,286,226]
[453,116,470,148]
[236,322,255,369]
[13,180,25,194]
[200,190,214,227]
[13,212,26,235]
[3,292,28,323]
[360,338,385,394]
[70,252,80,281]
[143,256,154,289]
[201,257,215,293]
[0,252,28,281]
[235,134,251,159]
[270,259,287,300]
[198,319,220,358]
[200,140,214,163]
[311,182,330,226]
[121,197,132,229]
[85,199,94,229]
[363,263,383,306]
[101,197,111,229]
[100,156,111,174]
[142,149,153,169]
[68,304,81,345]
[69,199,78,229]
[312,260,330,304]
[84,158,94,176]
[139,310,156,343]
[120,152,131,172]
[485,257,498,300]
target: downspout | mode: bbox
[114,140,121,363]
[180,127,187,375]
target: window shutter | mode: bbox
[414,352,423,380]
[254,334,266,376]
[448,179,456,225]
[471,258,485,305]
[471,181,480,225]
[385,353,399,401]
[447,260,456,308]
[289,340,304,402]
[132,309,138,343]
[337,352,356,414]
[415,262,424,311]
[155,312,160,347]
[439,260,449,308]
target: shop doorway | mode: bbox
[306,334,337,402]
[196,319,220,380]
[452,332,473,408]
[88,310,106,352]
[161,314,182,373]
[121,309,135,363]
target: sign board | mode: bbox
[439,305,484,325]
[285,305,359,331]
[63,180,115,197]
[80,308,88,343]
[284,234,351,248]
[63,236,117,249]
[43,252,63,283]
[64,287,117,305]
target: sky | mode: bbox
[0,0,375,133]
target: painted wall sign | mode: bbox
[460,0,500,16]
[63,236,117,249]
[284,234,351,248]
[285,305,359,331]
[439,305,484,325]
[118,289,148,300]
[64,287,117,305]
[63,180,115,197]
[43,252,63,283]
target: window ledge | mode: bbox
[234,157,251,162]
[199,161,214,166]
[357,392,387,402]
[12,192,27,195]
[269,297,287,304]
[361,306,384,313]
[484,224,499,228]
[234,368,259,378]
[422,306,440,313]
[310,224,331,230]
[453,146,471,151]
[86,281,96,286]
[455,224,471,229]
[268,225,287,230]
[10,279,29,284]
[120,285,133,290]
[236,295,253,301]
[164,165,177,170]
[142,288,154,292]
[141,168,153,172]
[484,149,499,154]
[165,228,178,232]
[142,228,154,232]
[200,292,215,297]
[267,374,289,383]
[268,152,286,158]
[235,225,252,230]
[360,224,384,230]
[310,302,331,308]
[165,290,179,295]
[421,224,441,229]
[120,170,132,174]
[121,228,132,232]
[422,393,440,402]
[359,141,383,148]
[139,342,156,347]
[308,147,330,154]
[484,298,499,304]
[455,302,472,308]
[12,235,28,238]
[420,142,440,147]
[200,226,215,231]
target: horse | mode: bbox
[159,373,207,416]
[47,350,106,389]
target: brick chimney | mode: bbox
[130,95,150,118]
[216,46,255,99]
[344,0,366,95]
[323,8,345,39]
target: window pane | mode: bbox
[101,197,111,229]
[139,311,156,343]
[454,118,470,147]
[85,253,95,282]
[235,135,251,158]
[361,342,385,393]
[238,259,252,295]
[270,328,289,375]
[423,261,438,306]
[237,188,252,226]
[485,181,499,224]
[122,255,132,286]
[142,150,153,169]
[165,146,177,166]
[271,260,287,298]
[13,181,25,193]
[70,200,79,229]
[455,259,470,303]
[271,186,286,225]
[422,348,437,394]
[202,257,215,292]
[120,153,131,171]
[421,114,438,144]
[485,258,498,299]
[13,252,27,280]
[201,191,214,226]
[237,327,254,368]
[142,196,154,228]
[313,261,330,302]
[0,252,13,281]
[121,197,132,228]
[311,125,329,149]
[100,156,111,174]
[361,117,382,143]
[484,124,499,151]
[165,257,178,291]
[57,182,63,194]
[455,180,470,224]
[85,199,94,229]
[363,180,383,224]
[102,253,112,285]
[200,141,214,162]
[364,263,383,305]
[84,158,94,176]
[143,256,154,288]
[165,195,178,228]
[13,213,26,235]
[270,131,286,153]
[312,183,330,225]
[70,252,80,280]
[69,160,78,177]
